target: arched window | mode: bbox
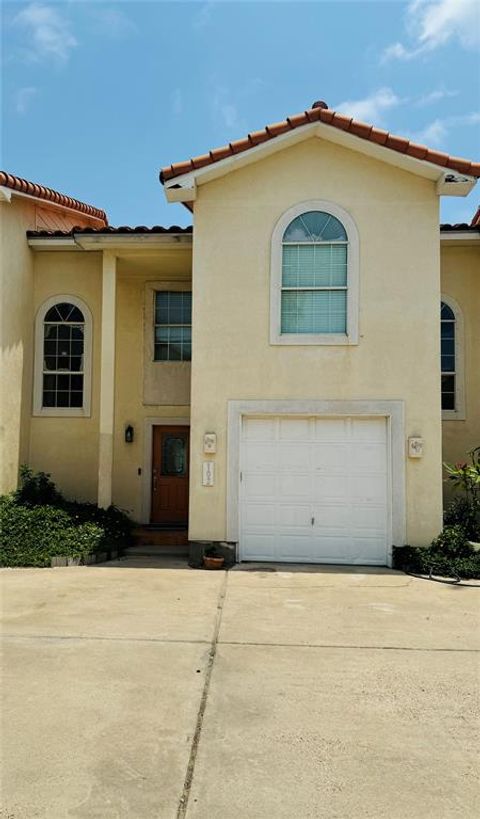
[34,296,92,416]
[270,201,359,345]
[440,297,465,419]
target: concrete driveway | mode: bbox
[1,559,478,818]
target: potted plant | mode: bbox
[203,545,225,570]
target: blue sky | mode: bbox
[2,0,479,227]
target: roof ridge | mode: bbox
[0,171,108,224]
[160,103,480,183]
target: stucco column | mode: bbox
[97,251,117,508]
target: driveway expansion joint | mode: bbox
[218,640,479,652]
[177,571,229,819]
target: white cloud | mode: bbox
[383,0,480,61]
[211,85,244,131]
[13,3,77,62]
[414,88,458,106]
[90,7,137,40]
[193,2,215,30]
[334,88,402,124]
[409,112,480,146]
[15,86,37,114]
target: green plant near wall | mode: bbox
[0,466,133,567]
[443,447,480,542]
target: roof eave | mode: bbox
[163,121,478,202]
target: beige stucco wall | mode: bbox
[189,136,444,548]
[441,244,480,479]
[112,252,192,520]
[0,198,35,493]
[29,251,103,502]
[26,248,193,517]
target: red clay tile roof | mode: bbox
[160,101,480,183]
[0,171,108,224]
[27,225,192,238]
[471,206,480,227]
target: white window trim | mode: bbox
[33,294,93,418]
[441,294,465,421]
[270,200,360,346]
[143,281,192,365]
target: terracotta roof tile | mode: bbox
[0,171,107,224]
[471,205,480,227]
[160,102,480,184]
[27,225,192,238]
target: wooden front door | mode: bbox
[151,426,189,526]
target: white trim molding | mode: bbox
[441,294,466,421]
[227,399,406,567]
[33,294,93,418]
[141,416,190,523]
[269,200,360,346]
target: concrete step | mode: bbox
[124,543,189,558]
[132,526,188,547]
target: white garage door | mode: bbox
[239,416,389,565]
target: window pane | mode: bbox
[162,436,186,476]
[442,391,455,410]
[154,291,192,360]
[441,302,455,320]
[282,244,347,288]
[283,211,347,243]
[441,321,455,340]
[281,290,347,334]
[441,354,455,373]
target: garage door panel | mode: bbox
[312,475,349,501]
[240,416,388,565]
[242,418,276,440]
[275,535,317,559]
[347,443,387,472]
[279,417,310,440]
[279,474,311,498]
[349,475,387,502]
[242,442,278,471]
[351,417,386,441]
[243,473,277,499]
[349,538,387,563]
[277,443,313,472]
[311,444,349,473]
[313,418,349,440]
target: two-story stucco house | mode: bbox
[1,100,479,567]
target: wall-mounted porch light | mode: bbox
[125,424,134,444]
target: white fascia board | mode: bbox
[27,237,79,250]
[436,174,477,196]
[162,121,477,201]
[440,231,480,245]
[0,186,13,203]
[74,234,192,250]
[28,233,192,251]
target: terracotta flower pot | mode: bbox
[203,555,225,570]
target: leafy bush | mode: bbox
[393,525,480,579]
[14,465,61,506]
[62,501,133,546]
[0,497,104,567]
[444,496,480,542]
[0,467,133,567]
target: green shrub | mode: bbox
[444,497,480,541]
[14,465,61,506]
[0,466,133,567]
[62,501,133,546]
[0,498,103,567]
[393,525,480,579]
